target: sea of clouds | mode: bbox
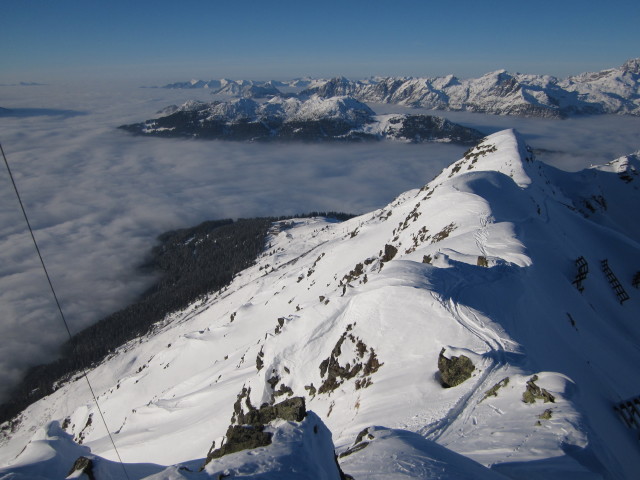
[0,83,638,403]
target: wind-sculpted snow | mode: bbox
[338,427,506,479]
[1,130,639,479]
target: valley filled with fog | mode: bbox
[1,82,639,402]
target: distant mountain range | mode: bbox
[122,59,639,142]
[0,81,46,87]
[155,58,640,118]
[156,78,311,91]
[119,96,484,144]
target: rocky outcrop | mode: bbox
[522,375,555,404]
[482,377,510,401]
[239,396,307,426]
[338,427,376,459]
[204,396,307,467]
[202,397,349,479]
[381,244,398,263]
[206,424,273,461]
[66,456,95,480]
[438,348,475,388]
[318,327,382,394]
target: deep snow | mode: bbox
[1,129,639,479]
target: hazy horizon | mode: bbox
[2,1,639,84]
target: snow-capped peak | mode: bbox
[621,57,640,75]
[433,129,535,188]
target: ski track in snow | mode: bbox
[473,213,491,257]
[421,272,512,443]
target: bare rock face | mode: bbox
[207,424,273,461]
[203,396,307,468]
[241,396,307,426]
[381,244,398,263]
[338,427,376,459]
[522,375,555,404]
[318,327,382,394]
[438,348,475,388]
[66,456,95,480]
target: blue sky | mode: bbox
[2,0,639,83]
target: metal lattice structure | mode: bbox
[572,256,589,292]
[601,259,630,304]
[615,396,640,433]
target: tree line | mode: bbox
[0,212,355,425]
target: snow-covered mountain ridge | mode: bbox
[119,95,484,144]
[1,130,639,479]
[160,59,640,117]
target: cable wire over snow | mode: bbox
[0,141,131,480]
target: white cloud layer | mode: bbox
[0,84,638,403]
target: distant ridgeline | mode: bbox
[118,96,484,144]
[150,58,640,118]
[0,212,355,425]
[120,58,640,143]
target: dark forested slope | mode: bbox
[0,214,353,425]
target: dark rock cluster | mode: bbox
[522,375,555,404]
[438,348,475,388]
[66,456,95,480]
[204,396,307,467]
[318,327,382,394]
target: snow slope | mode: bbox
[1,130,639,479]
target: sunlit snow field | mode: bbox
[0,81,639,402]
